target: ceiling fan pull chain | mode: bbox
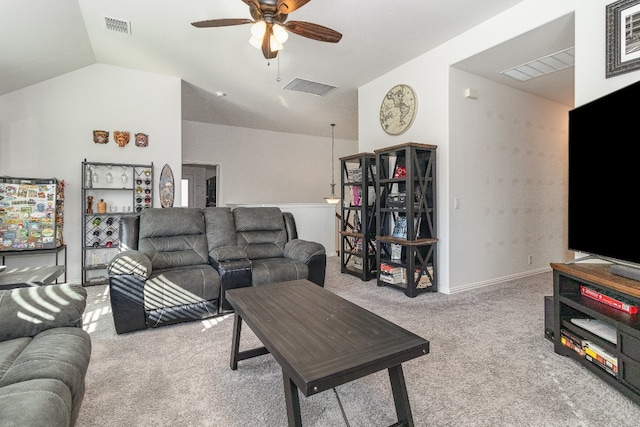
[276,54,281,82]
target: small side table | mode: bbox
[0,245,67,283]
[0,265,65,290]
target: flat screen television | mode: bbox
[568,79,640,267]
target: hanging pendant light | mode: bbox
[324,123,340,204]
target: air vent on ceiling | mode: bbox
[283,78,338,97]
[104,16,131,34]
[500,46,574,82]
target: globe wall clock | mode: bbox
[379,84,418,135]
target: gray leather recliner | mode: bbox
[108,206,326,334]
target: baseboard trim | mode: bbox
[447,267,551,294]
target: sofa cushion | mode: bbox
[0,337,30,380]
[144,264,221,311]
[204,207,237,250]
[234,207,287,259]
[0,285,86,342]
[0,327,91,412]
[138,208,209,269]
[251,258,309,286]
[0,378,72,427]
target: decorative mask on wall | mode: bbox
[93,130,109,144]
[113,131,130,148]
[135,133,149,147]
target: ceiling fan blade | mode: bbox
[285,21,342,43]
[191,18,253,28]
[262,23,278,59]
[277,0,311,14]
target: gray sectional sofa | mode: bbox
[0,283,91,427]
[108,206,326,334]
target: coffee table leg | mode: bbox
[230,313,243,370]
[282,372,302,427]
[388,364,414,427]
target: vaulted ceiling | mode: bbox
[1,0,574,140]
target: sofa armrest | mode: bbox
[0,284,87,342]
[284,239,326,263]
[209,245,247,262]
[109,273,147,334]
[108,250,153,279]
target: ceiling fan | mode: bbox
[191,0,342,59]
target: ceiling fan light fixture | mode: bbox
[251,21,266,38]
[249,36,262,49]
[270,35,283,52]
[272,24,288,43]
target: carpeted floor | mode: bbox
[75,257,640,426]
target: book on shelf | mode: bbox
[560,329,584,356]
[391,216,421,239]
[390,244,402,260]
[397,266,433,287]
[579,285,639,314]
[351,185,361,206]
[379,263,404,284]
[583,340,618,377]
[353,257,363,270]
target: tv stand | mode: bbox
[551,262,640,405]
[610,264,640,282]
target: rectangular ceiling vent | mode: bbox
[501,46,574,82]
[104,16,131,34]
[283,78,337,97]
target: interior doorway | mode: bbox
[182,163,219,208]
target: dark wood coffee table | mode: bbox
[226,279,430,427]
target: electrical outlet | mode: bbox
[528,255,533,265]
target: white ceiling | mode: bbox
[1,0,574,141]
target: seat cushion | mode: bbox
[144,264,221,311]
[0,378,72,427]
[0,337,30,380]
[0,327,91,414]
[251,258,309,286]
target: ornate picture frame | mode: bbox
[606,0,640,78]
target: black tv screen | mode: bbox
[568,79,640,266]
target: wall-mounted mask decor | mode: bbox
[93,130,109,144]
[113,131,130,147]
[135,133,149,147]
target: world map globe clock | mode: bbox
[379,84,418,136]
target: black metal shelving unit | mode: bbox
[375,142,438,297]
[81,160,153,286]
[339,153,378,281]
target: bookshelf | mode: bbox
[339,153,377,281]
[375,142,437,296]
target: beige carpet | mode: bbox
[75,257,640,426]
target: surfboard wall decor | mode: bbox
[159,163,174,208]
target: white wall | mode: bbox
[182,121,357,251]
[449,68,570,291]
[0,63,182,283]
[182,121,357,207]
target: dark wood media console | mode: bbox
[552,262,640,405]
